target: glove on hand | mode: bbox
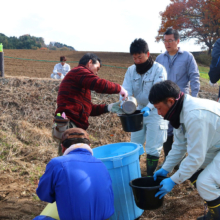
[141,106,151,117]
[209,80,218,87]
[119,86,128,101]
[108,101,125,114]
[155,178,176,199]
[153,168,169,181]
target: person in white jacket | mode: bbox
[121,38,168,176]
[150,80,220,220]
[51,56,71,80]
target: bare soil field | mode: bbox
[0,49,219,220]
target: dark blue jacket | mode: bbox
[209,39,220,83]
[36,148,114,220]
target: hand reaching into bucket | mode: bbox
[153,168,169,181]
[155,178,176,199]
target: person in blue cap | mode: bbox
[35,127,114,220]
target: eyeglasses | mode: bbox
[163,39,176,44]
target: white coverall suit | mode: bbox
[51,63,71,80]
[163,94,220,201]
[122,62,168,157]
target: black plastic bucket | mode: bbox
[129,176,166,210]
[118,110,143,132]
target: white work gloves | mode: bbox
[209,80,218,87]
[108,101,125,114]
[119,86,128,100]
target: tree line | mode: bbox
[0,33,75,51]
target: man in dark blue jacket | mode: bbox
[209,38,220,102]
[36,128,114,220]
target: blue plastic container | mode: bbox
[93,142,144,220]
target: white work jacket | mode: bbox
[53,63,71,79]
[163,94,220,184]
[122,62,167,110]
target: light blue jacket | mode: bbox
[122,62,167,110]
[156,48,200,97]
[163,95,220,184]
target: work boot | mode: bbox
[197,197,220,220]
[146,155,159,176]
[158,135,173,169]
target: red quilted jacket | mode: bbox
[55,64,121,129]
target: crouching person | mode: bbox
[150,80,220,220]
[35,128,114,220]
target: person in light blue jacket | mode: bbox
[156,28,200,165]
[121,38,168,176]
[150,80,220,220]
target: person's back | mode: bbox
[37,149,114,220]
[36,128,114,220]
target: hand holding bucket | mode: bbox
[155,177,176,199]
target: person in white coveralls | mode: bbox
[121,38,168,176]
[51,56,71,80]
[150,80,220,220]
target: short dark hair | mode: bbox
[60,56,67,62]
[79,53,102,66]
[130,38,149,55]
[62,137,91,149]
[149,80,181,104]
[164,28,180,41]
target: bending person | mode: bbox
[36,128,114,220]
[150,80,220,220]
[53,53,127,155]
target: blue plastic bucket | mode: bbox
[93,142,144,220]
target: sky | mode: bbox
[1,0,203,53]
